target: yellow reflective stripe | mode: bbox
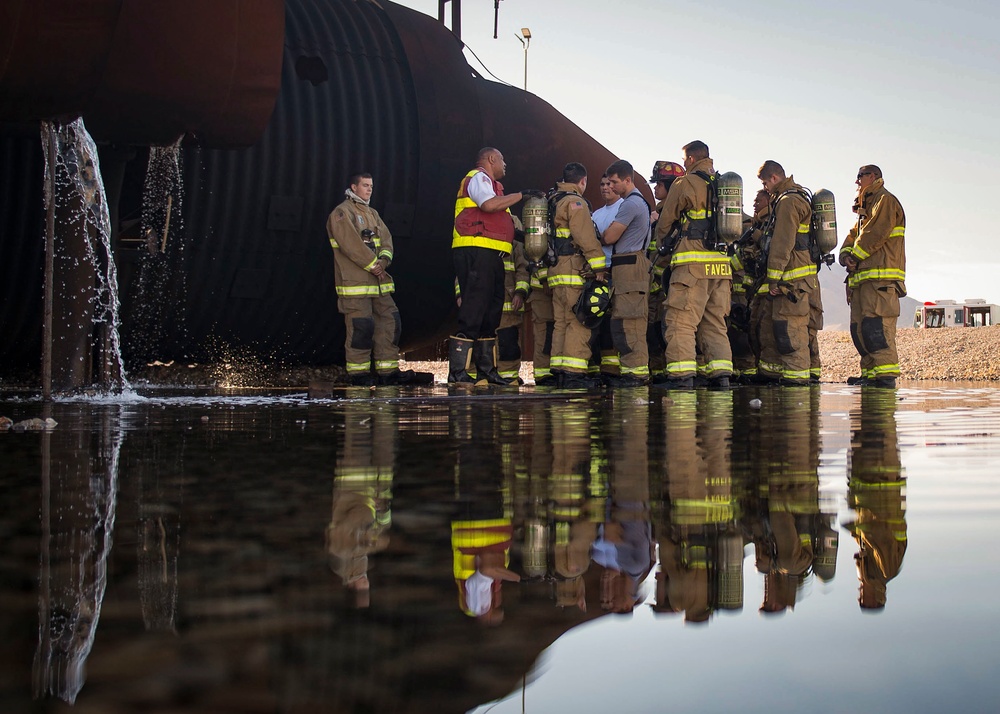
[890,225,905,238]
[503,259,515,271]
[782,264,818,281]
[502,301,515,312]
[871,363,900,375]
[766,268,784,280]
[601,355,620,366]
[666,360,697,375]
[329,239,340,248]
[534,367,553,379]
[515,280,530,293]
[852,244,871,260]
[345,361,371,374]
[548,274,586,287]
[685,209,709,220]
[336,284,387,297]
[759,359,783,375]
[702,359,732,373]
[733,283,746,294]
[672,250,730,266]
[848,267,906,286]
[731,254,744,270]
[798,223,810,233]
[783,368,811,380]
[375,360,398,371]
[588,255,609,270]
[452,235,512,253]
[621,364,649,377]
[557,356,589,371]
[555,227,571,238]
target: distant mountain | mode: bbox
[817,264,920,330]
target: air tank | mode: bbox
[716,171,743,243]
[810,188,838,256]
[521,195,550,264]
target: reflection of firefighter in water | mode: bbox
[746,389,829,613]
[326,401,395,608]
[450,404,520,624]
[843,389,906,610]
[517,401,601,611]
[652,391,740,623]
[592,393,654,615]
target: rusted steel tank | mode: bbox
[0,0,645,373]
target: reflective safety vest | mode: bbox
[452,169,515,253]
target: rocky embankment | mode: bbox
[818,326,1000,382]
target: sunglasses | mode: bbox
[857,171,873,180]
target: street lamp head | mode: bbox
[521,27,531,39]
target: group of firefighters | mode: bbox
[326,142,906,389]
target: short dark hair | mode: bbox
[562,162,587,184]
[859,164,882,179]
[347,172,372,188]
[682,140,709,161]
[756,160,785,181]
[606,159,633,181]
[477,146,499,164]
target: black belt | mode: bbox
[611,254,638,266]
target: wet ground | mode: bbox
[1,381,999,713]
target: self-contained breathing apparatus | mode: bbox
[651,170,743,290]
[734,187,838,312]
[521,190,604,276]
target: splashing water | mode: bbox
[41,118,131,393]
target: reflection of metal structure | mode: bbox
[0,0,641,384]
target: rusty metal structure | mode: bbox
[0,0,644,387]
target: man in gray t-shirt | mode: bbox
[601,160,652,385]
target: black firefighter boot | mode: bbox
[447,336,476,384]
[472,338,510,385]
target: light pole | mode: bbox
[515,27,531,91]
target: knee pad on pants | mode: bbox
[391,310,402,346]
[773,319,794,356]
[850,322,868,357]
[351,317,375,350]
[611,318,633,356]
[542,321,554,356]
[861,316,889,352]
[496,325,521,361]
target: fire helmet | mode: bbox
[649,160,685,183]
[573,279,612,329]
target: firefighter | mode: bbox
[646,161,686,381]
[326,400,396,608]
[527,261,556,385]
[450,147,529,385]
[756,160,816,386]
[326,173,415,386]
[840,165,906,388]
[601,159,654,386]
[547,162,608,388]
[496,238,530,383]
[844,389,906,609]
[729,189,769,381]
[654,141,733,389]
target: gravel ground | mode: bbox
[5,326,997,391]
[403,326,1000,385]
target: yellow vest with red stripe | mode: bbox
[452,169,515,253]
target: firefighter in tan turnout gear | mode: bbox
[654,140,733,389]
[548,162,608,388]
[756,160,817,386]
[840,165,906,388]
[327,173,415,386]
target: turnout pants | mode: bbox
[850,280,900,379]
[610,252,651,378]
[338,294,402,376]
[758,277,814,383]
[528,287,554,382]
[808,284,824,380]
[663,270,732,379]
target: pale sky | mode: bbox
[395,0,1000,306]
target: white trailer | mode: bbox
[913,299,1000,328]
